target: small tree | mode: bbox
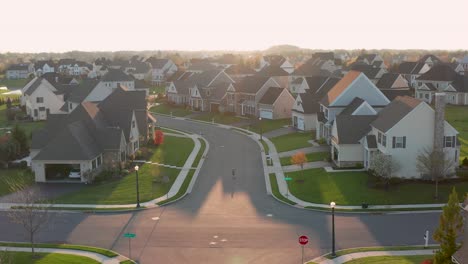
[433,188,463,264]
[291,152,308,177]
[416,148,457,200]
[5,98,12,109]
[11,124,28,156]
[370,152,400,190]
[153,130,164,145]
[0,249,12,264]
[7,186,51,258]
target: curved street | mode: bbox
[0,115,441,264]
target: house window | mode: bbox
[92,159,97,170]
[134,141,139,151]
[97,155,102,166]
[36,97,44,103]
[425,94,429,99]
[378,132,382,144]
[382,134,387,147]
[39,107,46,111]
[132,120,136,128]
[444,136,455,148]
[392,136,406,148]
[297,101,301,106]
[34,109,38,117]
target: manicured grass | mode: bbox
[149,102,192,117]
[149,85,166,95]
[445,105,468,162]
[158,127,184,135]
[270,132,315,153]
[192,112,243,125]
[0,104,45,141]
[120,260,137,264]
[0,242,118,257]
[343,255,432,264]
[0,169,35,196]
[269,173,296,205]
[242,118,290,134]
[286,168,468,205]
[324,245,438,259]
[158,169,195,205]
[0,252,100,264]
[55,167,180,204]
[0,78,30,89]
[280,152,329,166]
[148,135,194,167]
[260,139,269,154]
[192,138,206,168]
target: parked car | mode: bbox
[68,168,81,179]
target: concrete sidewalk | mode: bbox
[309,249,435,264]
[0,246,130,264]
[281,161,331,172]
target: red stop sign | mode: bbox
[298,235,308,245]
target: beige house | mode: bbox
[257,87,295,119]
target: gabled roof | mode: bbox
[351,64,381,79]
[371,96,422,133]
[313,52,335,61]
[101,69,134,82]
[398,62,425,75]
[35,60,55,69]
[380,89,413,101]
[321,71,362,106]
[225,64,256,75]
[7,64,30,71]
[234,76,273,94]
[418,54,441,64]
[258,65,289,77]
[296,76,340,114]
[201,82,231,101]
[259,87,284,105]
[292,61,335,77]
[263,55,286,66]
[187,61,218,72]
[335,115,377,144]
[340,97,365,115]
[376,73,403,89]
[67,79,100,103]
[416,64,458,81]
[450,74,468,93]
[357,54,378,63]
[145,58,169,69]
[23,78,43,96]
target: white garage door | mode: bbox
[297,118,305,130]
[260,110,273,119]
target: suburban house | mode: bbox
[397,55,442,87]
[461,55,468,72]
[355,54,386,69]
[57,59,92,76]
[415,64,468,105]
[167,70,233,107]
[145,58,178,85]
[256,87,295,119]
[290,52,342,81]
[34,60,56,76]
[257,65,291,90]
[330,94,460,179]
[350,64,387,83]
[375,73,412,100]
[316,71,390,143]
[225,64,256,81]
[291,76,340,131]
[6,63,35,79]
[84,69,136,102]
[30,87,156,183]
[257,55,294,74]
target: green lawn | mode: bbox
[270,132,315,153]
[269,173,296,205]
[55,136,194,204]
[192,112,243,125]
[260,139,270,154]
[0,242,118,257]
[344,255,431,264]
[0,169,35,196]
[158,169,195,205]
[148,135,194,167]
[0,104,45,140]
[242,118,290,134]
[280,152,329,166]
[192,138,206,168]
[0,78,30,89]
[324,246,438,259]
[446,105,468,162]
[286,168,468,205]
[0,252,100,264]
[149,85,166,95]
[149,102,192,117]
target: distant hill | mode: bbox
[264,45,304,54]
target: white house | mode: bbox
[34,61,55,76]
[145,58,178,85]
[6,63,35,79]
[330,94,460,179]
[84,69,135,102]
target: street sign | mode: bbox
[298,235,309,245]
[124,233,136,238]
[284,177,293,181]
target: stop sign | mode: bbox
[298,235,308,245]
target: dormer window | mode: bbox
[132,120,136,128]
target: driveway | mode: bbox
[0,115,442,264]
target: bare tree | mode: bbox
[7,187,51,257]
[416,148,457,200]
[370,152,400,190]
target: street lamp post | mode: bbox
[330,201,336,257]
[259,117,263,141]
[135,165,141,208]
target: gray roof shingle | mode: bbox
[259,87,284,105]
[371,96,422,133]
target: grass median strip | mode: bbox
[343,255,432,264]
[157,169,195,205]
[0,252,100,264]
[269,173,296,205]
[0,242,119,257]
[279,152,329,166]
[192,138,206,168]
[323,245,438,259]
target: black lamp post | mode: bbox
[330,201,336,257]
[259,117,263,141]
[135,165,141,208]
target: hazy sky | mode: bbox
[2,0,468,52]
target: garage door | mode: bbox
[260,110,273,119]
[297,118,305,130]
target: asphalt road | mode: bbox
[0,115,441,264]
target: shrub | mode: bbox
[462,157,468,167]
[154,130,164,145]
[317,138,327,145]
[420,259,433,264]
[457,168,468,179]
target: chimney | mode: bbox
[433,92,446,152]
